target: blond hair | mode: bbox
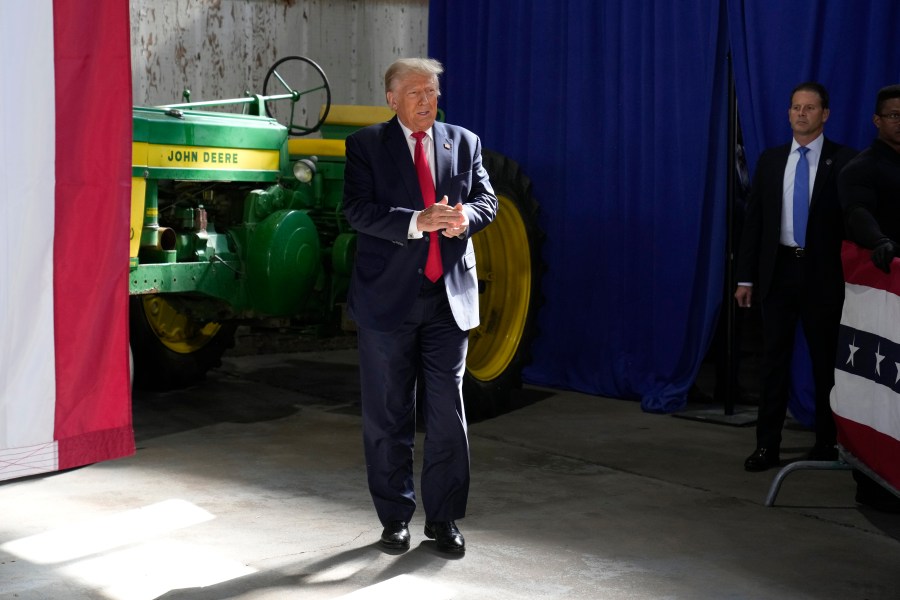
[384,58,444,97]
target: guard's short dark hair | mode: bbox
[791,82,830,110]
[875,84,900,115]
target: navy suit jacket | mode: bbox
[736,137,856,307]
[343,116,498,332]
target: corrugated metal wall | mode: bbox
[130,0,428,110]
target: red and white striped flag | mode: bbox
[832,241,900,494]
[0,0,134,481]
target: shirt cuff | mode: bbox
[408,211,424,239]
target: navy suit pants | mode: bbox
[757,253,840,450]
[357,284,470,525]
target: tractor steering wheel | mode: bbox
[263,56,332,136]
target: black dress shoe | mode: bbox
[807,443,839,461]
[744,447,780,472]
[424,520,465,553]
[380,521,410,550]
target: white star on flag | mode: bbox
[876,343,885,376]
[896,362,900,385]
[847,336,859,366]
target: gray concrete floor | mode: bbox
[1,348,899,599]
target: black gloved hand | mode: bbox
[871,239,899,273]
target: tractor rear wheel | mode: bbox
[129,295,236,390]
[464,149,544,420]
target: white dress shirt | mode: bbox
[780,133,824,247]
[737,133,825,288]
[397,121,435,239]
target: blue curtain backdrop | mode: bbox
[728,0,900,169]
[428,0,900,413]
[728,0,900,424]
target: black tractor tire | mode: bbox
[129,295,236,390]
[463,149,545,420]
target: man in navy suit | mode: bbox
[735,82,856,471]
[343,58,497,553]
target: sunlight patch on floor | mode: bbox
[1,498,256,600]
[2,499,214,564]
[60,539,255,600]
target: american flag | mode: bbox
[0,0,134,481]
[832,241,900,493]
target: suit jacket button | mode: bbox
[417,268,424,274]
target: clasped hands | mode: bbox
[417,196,468,237]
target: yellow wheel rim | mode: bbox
[468,194,532,381]
[141,295,223,355]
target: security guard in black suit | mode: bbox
[735,82,857,471]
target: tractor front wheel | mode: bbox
[129,295,236,390]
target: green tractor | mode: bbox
[128,57,542,419]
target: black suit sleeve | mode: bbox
[735,150,774,286]
[839,152,891,249]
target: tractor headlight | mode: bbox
[292,157,317,183]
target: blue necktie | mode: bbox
[793,146,810,247]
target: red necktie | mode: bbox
[412,131,443,282]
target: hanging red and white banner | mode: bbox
[0,0,135,481]
[832,241,900,494]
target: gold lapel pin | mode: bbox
[444,142,451,150]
